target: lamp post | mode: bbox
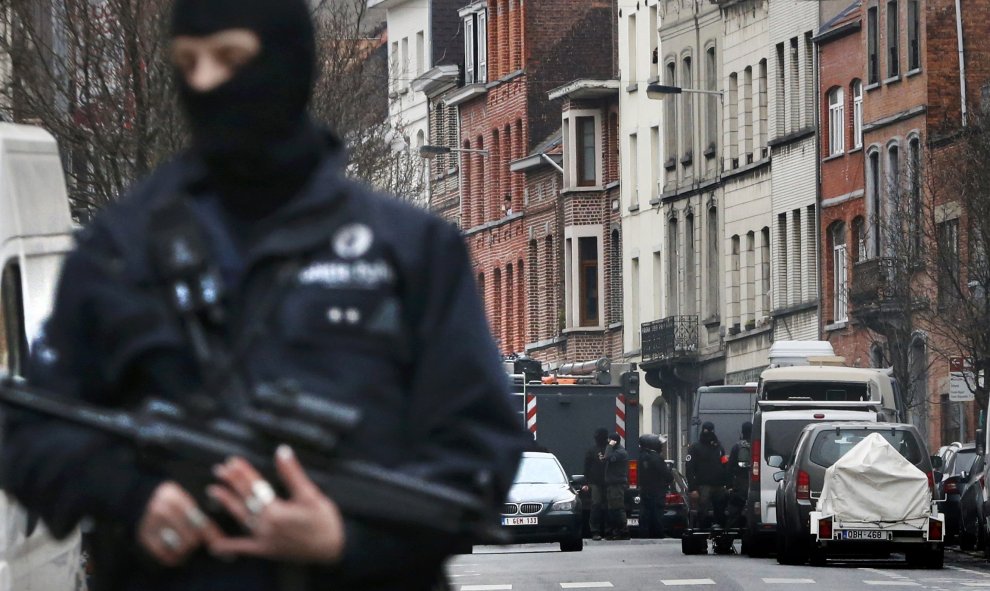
[418,144,490,159]
[646,84,724,104]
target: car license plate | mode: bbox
[839,529,890,540]
[502,517,538,526]
[627,518,639,527]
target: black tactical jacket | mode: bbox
[639,448,673,497]
[685,439,727,491]
[1,145,527,591]
[603,444,629,486]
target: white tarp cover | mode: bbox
[818,432,931,523]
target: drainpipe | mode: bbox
[541,153,564,174]
[955,0,968,126]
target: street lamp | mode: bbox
[419,144,490,159]
[646,83,724,104]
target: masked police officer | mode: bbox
[685,422,728,530]
[0,1,528,590]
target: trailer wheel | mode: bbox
[681,534,707,555]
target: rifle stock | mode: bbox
[0,379,505,543]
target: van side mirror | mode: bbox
[773,471,786,483]
[930,455,944,470]
[767,455,784,469]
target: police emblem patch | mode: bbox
[333,223,374,259]
[685,454,692,462]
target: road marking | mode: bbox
[661,580,716,586]
[560,584,614,589]
[862,582,920,587]
[860,568,912,580]
[461,586,512,591]
[763,579,816,584]
[960,584,990,588]
[950,567,990,578]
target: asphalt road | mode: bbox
[446,540,990,590]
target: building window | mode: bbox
[775,43,786,133]
[852,216,867,262]
[400,36,409,89]
[667,217,679,315]
[804,32,814,127]
[761,227,771,315]
[909,137,922,256]
[886,0,899,79]
[828,87,845,156]
[650,125,660,199]
[868,6,879,84]
[706,46,718,153]
[758,59,768,150]
[564,228,603,328]
[390,41,399,92]
[664,61,677,167]
[831,222,848,322]
[887,143,900,213]
[629,132,639,204]
[907,0,920,71]
[685,213,696,315]
[728,72,738,163]
[707,206,719,318]
[743,66,753,160]
[853,80,863,149]
[631,257,640,348]
[627,14,637,85]
[777,213,788,306]
[867,150,881,257]
[463,8,488,84]
[730,235,740,328]
[576,116,596,186]
[790,38,799,132]
[937,218,960,306]
[649,7,659,80]
[792,208,803,301]
[745,232,756,326]
[682,56,694,163]
[563,111,602,189]
[415,31,425,76]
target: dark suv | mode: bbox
[936,443,979,545]
[774,422,936,565]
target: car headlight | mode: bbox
[551,496,577,511]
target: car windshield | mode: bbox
[951,450,977,475]
[514,457,566,484]
[764,420,816,466]
[809,429,923,468]
[762,381,869,402]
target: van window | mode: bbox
[0,263,27,377]
[763,381,869,402]
[699,392,753,410]
[764,419,815,465]
[809,428,923,468]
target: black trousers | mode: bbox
[639,494,666,538]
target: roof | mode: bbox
[547,79,621,101]
[532,131,563,156]
[761,366,884,382]
[509,131,563,173]
[815,0,862,42]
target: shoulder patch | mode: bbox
[685,454,692,462]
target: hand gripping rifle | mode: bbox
[0,376,506,543]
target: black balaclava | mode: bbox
[608,432,622,447]
[741,421,752,442]
[594,427,608,448]
[700,421,717,445]
[171,0,323,217]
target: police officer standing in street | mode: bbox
[638,434,673,538]
[582,427,609,540]
[685,422,728,530]
[0,1,528,590]
[603,432,630,540]
[725,422,753,529]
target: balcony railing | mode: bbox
[641,316,699,363]
[849,257,909,308]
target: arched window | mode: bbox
[852,80,863,149]
[866,149,881,257]
[851,216,867,263]
[828,87,845,156]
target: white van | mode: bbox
[758,366,900,422]
[0,124,81,590]
[743,406,879,557]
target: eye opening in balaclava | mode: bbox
[170,0,318,185]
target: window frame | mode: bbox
[831,223,849,323]
[562,109,603,190]
[886,0,900,79]
[867,6,879,85]
[564,225,605,329]
[852,80,864,149]
[828,87,845,156]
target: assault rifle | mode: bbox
[0,376,505,543]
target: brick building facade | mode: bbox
[443,0,615,357]
[816,0,990,448]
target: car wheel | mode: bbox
[560,536,583,552]
[775,527,808,565]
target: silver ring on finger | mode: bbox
[245,479,276,515]
[160,527,182,551]
[185,507,207,530]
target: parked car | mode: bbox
[500,452,583,551]
[775,422,943,567]
[936,442,978,544]
[957,449,986,551]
